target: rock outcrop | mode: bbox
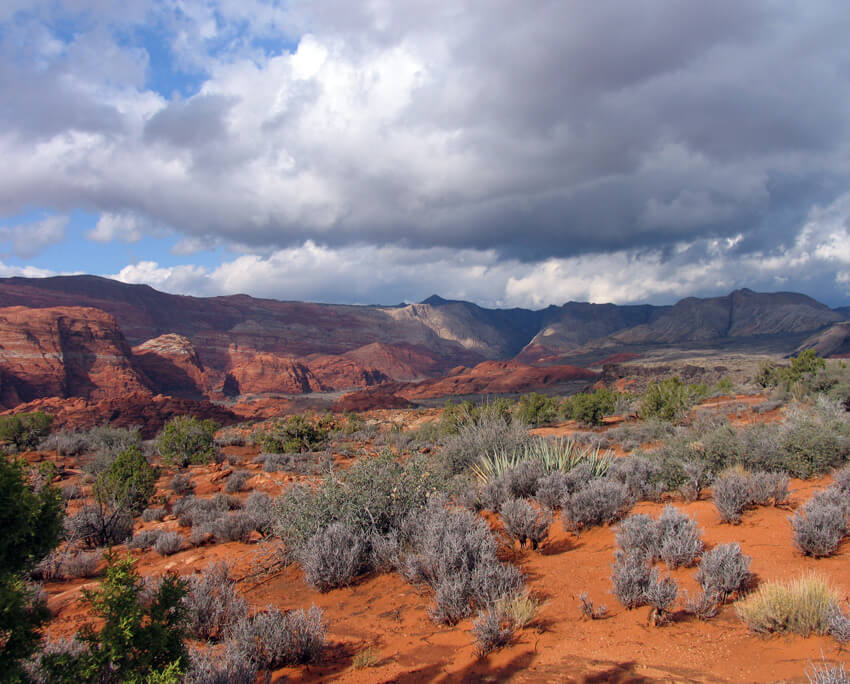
[0,306,151,408]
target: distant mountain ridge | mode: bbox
[0,275,846,411]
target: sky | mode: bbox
[1,1,850,309]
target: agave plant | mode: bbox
[471,437,613,483]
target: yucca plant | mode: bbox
[471,437,613,483]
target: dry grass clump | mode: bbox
[736,574,838,635]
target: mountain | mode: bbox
[0,276,846,416]
[609,289,844,345]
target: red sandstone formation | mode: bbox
[0,306,151,408]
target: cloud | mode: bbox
[87,212,164,243]
[105,193,850,307]
[0,215,68,258]
[2,1,850,305]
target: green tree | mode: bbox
[0,454,64,680]
[515,393,560,427]
[40,554,188,683]
[156,416,217,467]
[638,377,707,422]
[94,445,157,516]
[564,388,617,426]
[0,411,54,452]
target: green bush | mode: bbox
[757,350,827,390]
[639,377,707,422]
[562,388,618,426]
[156,416,218,467]
[0,455,64,680]
[779,415,849,478]
[94,445,157,516]
[255,414,329,454]
[514,393,560,427]
[39,554,188,683]
[0,412,53,452]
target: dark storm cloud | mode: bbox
[2,0,850,304]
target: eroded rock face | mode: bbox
[0,306,151,408]
[398,360,598,400]
[132,334,208,398]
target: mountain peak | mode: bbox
[420,294,449,306]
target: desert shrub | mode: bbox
[154,531,184,556]
[645,570,678,626]
[790,489,848,557]
[607,454,664,501]
[275,452,446,554]
[610,550,652,609]
[514,392,560,427]
[736,574,837,635]
[685,589,721,620]
[32,550,64,582]
[607,417,676,450]
[39,429,92,458]
[400,501,523,624]
[712,471,756,524]
[225,470,251,494]
[157,415,218,467]
[244,491,274,535]
[142,506,167,523]
[562,478,632,531]
[499,498,552,550]
[655,505,703,569]
[174,494,240,530]
[210,511,255,543]
[615,514,659,562]
[257,450,334,475]
[779,410,850,478]
[561,388,618,426]
[807,659,850,684]
[440,415,530,476]
[472,608,514,656]
[501,459,546,498]
[0,411,53,452]
[80,426,143,476]
[826,603,850,644]
[183,563,248,641]
[93,444,157,516]
[696,543,751,601]
[748,471,790,506]
[255,414,329,454]
[439,398,513,435]
[534,471,571,509]
[66,504,133,548]
[185,647,257,684]
[615,507,702,569]
[25,637,90,683]
[129,529,162,550]
[298,522,366,592]
[759,350,828,390]
[63,551,100,579]
[61,483,84,500]
[494,590,539,629]
[228,606,325,669]
[834,464,850,494]
[579,592,608,620]
[39,555,189,683]
[639,377,707,422]
[170,473,194,494]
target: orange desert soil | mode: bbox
[36,400,849,683]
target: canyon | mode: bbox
[0,275,846,422]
